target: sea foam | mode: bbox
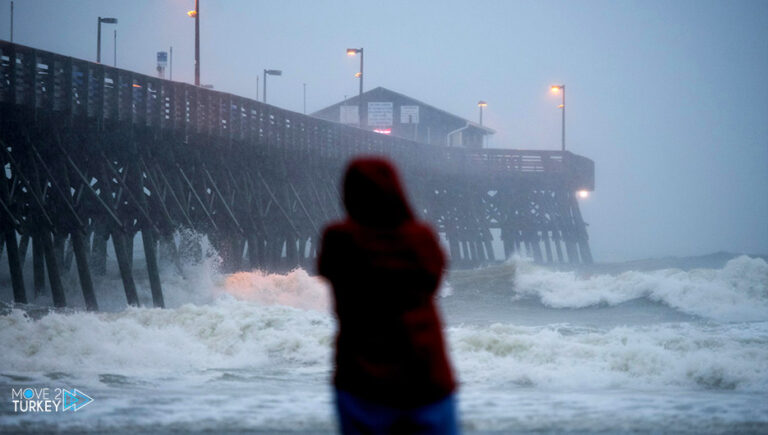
[513,255,768,321]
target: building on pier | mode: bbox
[312,87,495,148]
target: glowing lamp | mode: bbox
[187,10,197,17]
[577,190,589,199]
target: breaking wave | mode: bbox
[513,255,768,321]
[1,253,767,397]
[449,321,768,392]
[1,301,766,394]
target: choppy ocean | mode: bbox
[1,239,766,433]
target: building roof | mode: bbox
[312,86,496,135]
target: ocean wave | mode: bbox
[449,321,768,392]
[513,255,768,321]
[0,299,333,377]
[224,269,330,311]
[2,253,768,395]
[1,299,766,394]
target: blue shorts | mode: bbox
[335,389,459,434]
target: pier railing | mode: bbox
[0,40,593,191]
[0,40,594,311]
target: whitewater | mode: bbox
[1,246,767,433]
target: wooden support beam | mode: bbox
[543,231,554,264]
[152,162,196,230]
[60,149,124,231]
[0,195,21,228]
[125,232,135,271]
[139,159,180,230]
[564,234,579,264]
[178,166,219,231]
[289,182,320,234]
[483,239,495,263]
[112,231,140,307]
[33,235,46,297]
[71,230,98,311]
[18,234,29,268]
[141,229,165,308]
[102,157,161,235]
[530,234,544,264]
[0,146,55,229]
[54,233,66,271]
[553,232,565,264]
[30,144,84,228]
[90,226,108,275]
[202,165,243,235]
[63,237,75,272]
[3,227,28,304]
[257,172,300,237]
[41,231,66,308]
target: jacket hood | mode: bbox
[343,157,414,228]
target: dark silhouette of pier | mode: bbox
[0,40,594,310]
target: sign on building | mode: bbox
[157,51,168,66]
[368,102,393,127]
[400,105,419,124]
[156,52,168,78]
[340,105,359,124]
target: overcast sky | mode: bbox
[2,0,766,261]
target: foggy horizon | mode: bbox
[2,0,766,262]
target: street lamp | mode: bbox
[187,0,200,86]
[113,29,117,67]
[551,84,565,151]
[346,47,364,127]
[97,17,118,64]
[263,69,282,103]
[477,100,487,126]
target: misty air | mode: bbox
[0,1,766,433]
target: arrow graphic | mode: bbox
[63,389,94,412]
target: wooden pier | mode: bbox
[0,40,594,309]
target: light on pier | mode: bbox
[346,47,364,127]
[550,84,566,151]
[478,100,488,126]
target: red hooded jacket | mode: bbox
[318,157,456,408]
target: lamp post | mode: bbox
[551,84,565,151]
[113,29,117,67]
[346,47,364,127]
[96,17,118,64]
[187,1,200,86]
[263,69,282,104]
[477,100,487,126]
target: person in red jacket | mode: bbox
[318,157,458,434]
